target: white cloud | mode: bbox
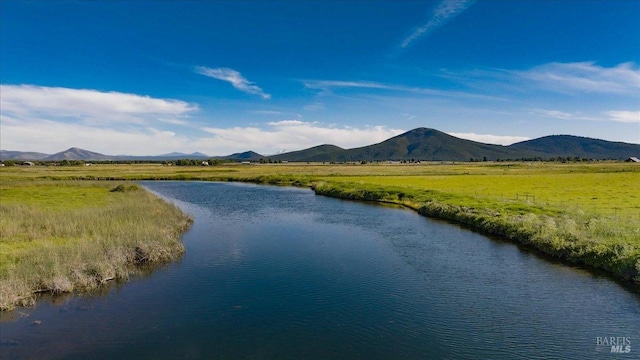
[303,80,393,91]
[303,78,502,100]
[195,66,270,99]
[604,110,640,123]
[2,100,405,155]
[0,84,400,156]
[0,84,200,154]
[532,108,640,123]
[531,109,600,121]
[0,84,197,126]
[442,62,640,98]
[266,120,307,126]
[201,121,405,155]
[447,132,530,145]
[249,110,284,115]
[0,115,190,155]
[401,0,475,48]
[518,62,640,95]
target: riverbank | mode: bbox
[0,181,192,310]
[310,181,640,284]
[1,162,638,298]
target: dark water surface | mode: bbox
[1,182,639,359]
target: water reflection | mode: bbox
[1,181,638,360]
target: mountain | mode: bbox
[0,150,49,161]
[158,152,185,157]
[271,128,639,162]
[271,145,345,162]
[508,135,640,159]
[222,151,263,161]
[44,147,113,161]
[1,128,638,162]
[345,128,535,161]
[272,128,535,162]
[155,152,209,159]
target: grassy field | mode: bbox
[0,180,192,310]
[1,161,638,309]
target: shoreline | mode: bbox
[2,163,637,309]
[132,174,639,286]
[0,182,193,311]
[189,173,638,286]
[307,181,639,288]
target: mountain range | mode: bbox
[270,128,640,162]
[2,128,639,162]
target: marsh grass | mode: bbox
[0,181,192,310]
[1,161,638,303]
[312,181,640,283]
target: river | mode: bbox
[1,181,638,359]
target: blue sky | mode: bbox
[1,0,638,155]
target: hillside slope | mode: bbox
[508,135,640,159]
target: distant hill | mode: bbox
[158,151,208,158]
[222,151,263,161]
[272,128,536,162]
[0,150,49,161]
[151,152,210,160]
[343,128,534,161]
[508,135,640,159]
[1,128,638,162]
[270,128,639,162]
[0,147,264,162]
[44,147,113,161]
[271,145,345,162]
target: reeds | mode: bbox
[0,182,192,310]
[312,182,640,284]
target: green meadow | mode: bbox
[1,161,638,309]
[0,180,192,310]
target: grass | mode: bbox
[321,171,640,217]
[311,181,640,283]
[1,161,638,310]
[0,181,192,310]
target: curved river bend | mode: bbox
[1,182,639,359]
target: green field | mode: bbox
[322,171,640,217]
[1,161,638,309]
[0,180,192,310]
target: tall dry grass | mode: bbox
[0,183,192,310]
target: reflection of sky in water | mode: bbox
[1,181,639,360]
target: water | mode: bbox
[1,181,639,359]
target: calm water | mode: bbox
[1,181,639,359]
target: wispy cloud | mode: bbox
[604,110,640,123]
[401,0,475,48]
[519,62,640,95]
[249,110,284,115]
[532,108,640,124]
[303,79,503,100]
[447,132,530,145]
[440,62,640,98]
[303,80,393,91]
[0,84,197,126]
[531,109,600,122]
[195,66,271,99]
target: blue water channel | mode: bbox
[1,181,638,359]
